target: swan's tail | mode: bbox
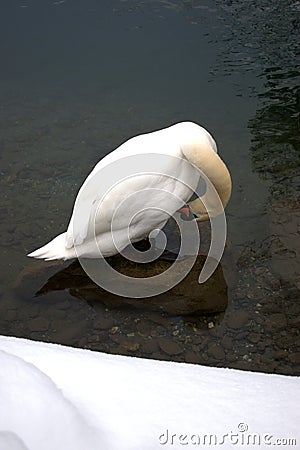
[27,232,76,261]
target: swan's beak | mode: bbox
[177,205,195,221]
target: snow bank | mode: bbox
[0,335,299,449]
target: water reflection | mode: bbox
[238,1,300,290]
[249,69,300,197]
[216,0,300,77]
[249,66,299,289]
[211,0,300,372]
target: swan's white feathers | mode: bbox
[28,122,228,261]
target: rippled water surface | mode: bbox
[0,0,299,375]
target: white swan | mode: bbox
[28,121,231,261]
[0,335,299,450]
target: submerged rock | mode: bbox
[226,310,249,329]
[31,254,228,316]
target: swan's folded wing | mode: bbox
[65,188,95,249]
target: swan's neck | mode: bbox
[181,144,232,221]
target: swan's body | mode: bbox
[28,122,231,261]
[0,335,299,450]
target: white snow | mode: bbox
[0,335,299,449]
[0,431,29,450]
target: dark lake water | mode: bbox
[0,0,299,375]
